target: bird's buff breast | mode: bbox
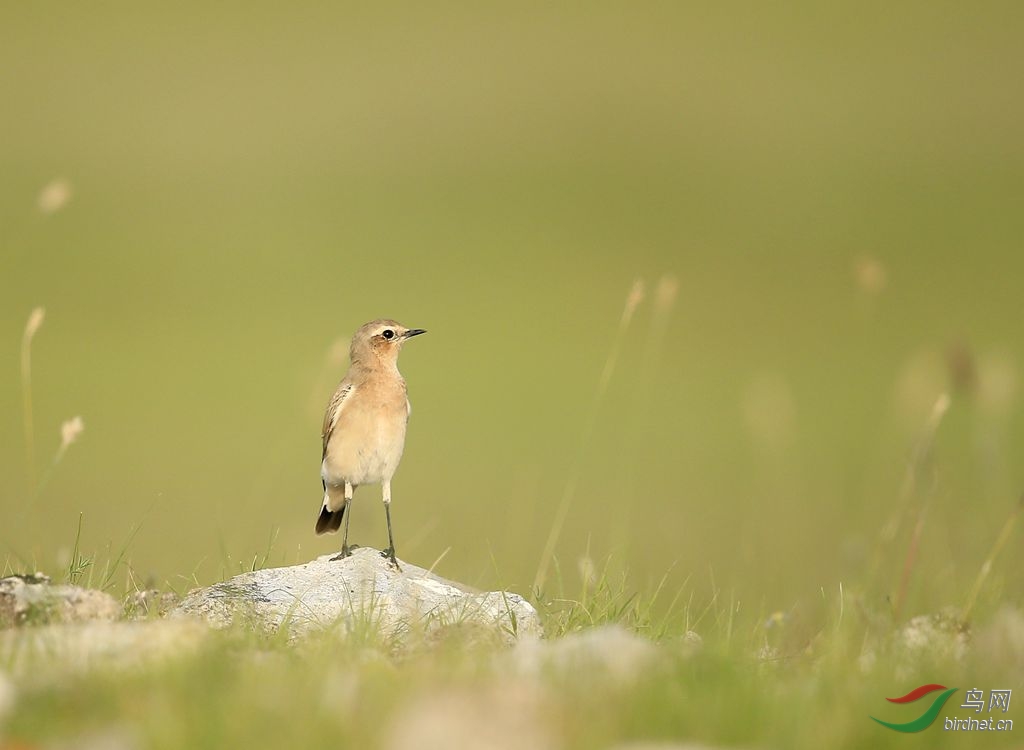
[322,400,408,486]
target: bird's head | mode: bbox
[350,319,426,365]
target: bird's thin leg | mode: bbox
[331,483,355,561]
[341,482,355,555]
[381,480,400,570]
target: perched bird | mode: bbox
[316,319,426,567]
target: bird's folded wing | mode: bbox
[322,382,355,459]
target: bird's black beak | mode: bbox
[404,328,427,338]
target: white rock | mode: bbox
[858,608,969,676]
[508,624,661,683]
[896,609,968,660]
[0,575,120,626]
[172,547,541,642]
[123,589,180,619]
[679,630,704,657]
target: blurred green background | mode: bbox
[2,2,1023,617]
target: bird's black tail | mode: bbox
[315,503,345,535]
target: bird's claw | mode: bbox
[330,545,355,562]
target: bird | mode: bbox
[315,319,426,568]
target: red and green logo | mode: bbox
[871,684,959,732]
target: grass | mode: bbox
[60,514,142,592]
[19,306,44,492]
[3,446,1023,750]
[1,550,1019,749]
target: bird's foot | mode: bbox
[330,544,358,562]
[381,547,401,571]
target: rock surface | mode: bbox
[507,624,664,683]
[0,574,120,627]
[172,547,541,642]
[857,608,970,675]
[124,589,181,619]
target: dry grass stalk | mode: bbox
[21,307,45,490]
[534,279,645,593]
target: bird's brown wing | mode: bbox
[321,382,354,460]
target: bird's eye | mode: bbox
[382,329,395,340]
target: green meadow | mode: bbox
[2,2,1023,748]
